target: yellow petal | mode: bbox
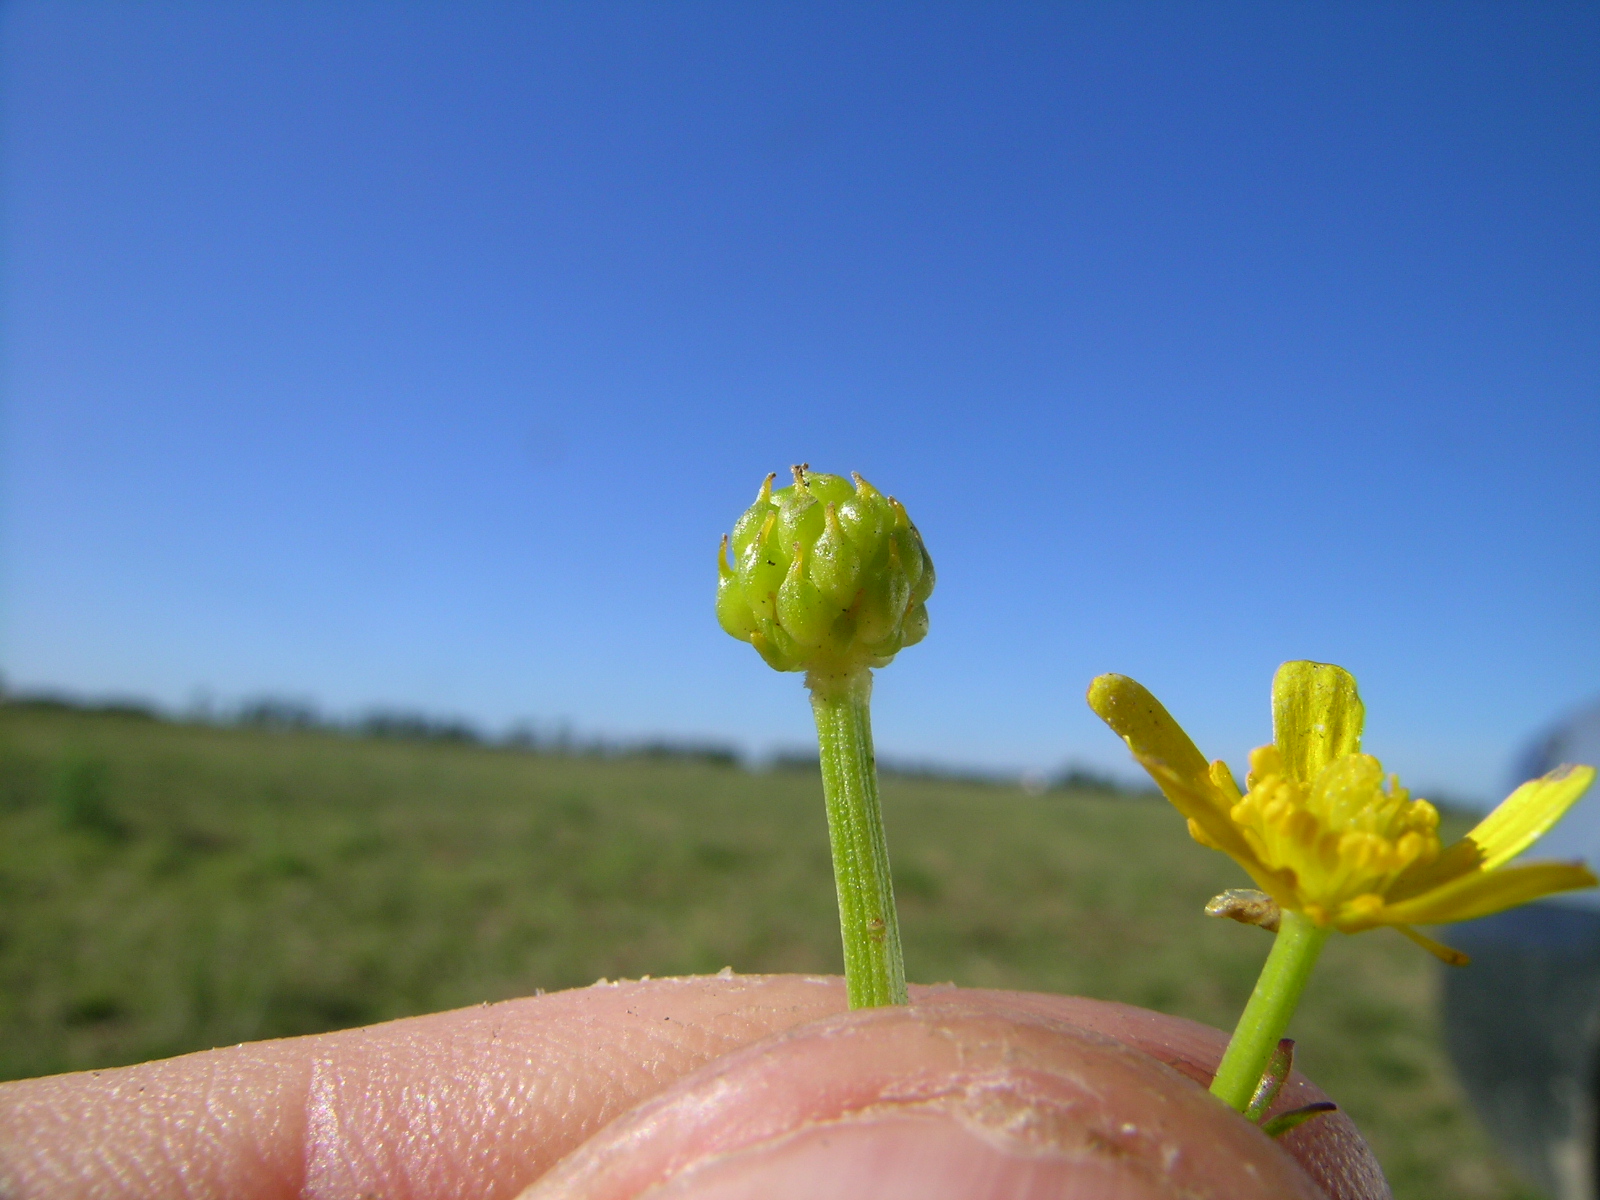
[1461,764,1596,873]
[1139,755,1298,903]
[1087,674,1212,792]
[1272,661,1364,785]
[1373,860,1598,927]
[1385,837,1484,903]
[1209,759,1243,803]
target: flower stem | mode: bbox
[1210,909,1330,1111]
[808,668,907,1008]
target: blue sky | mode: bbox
[3,3,1596,801]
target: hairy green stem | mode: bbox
[1210,909,1329,1111]
[808,669,907,1008]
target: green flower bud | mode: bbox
[716,465,934,675]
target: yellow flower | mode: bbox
[1089,662,1597,960]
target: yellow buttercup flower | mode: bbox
[1089,662,1597,958]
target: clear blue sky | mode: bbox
[3,3,1596,802]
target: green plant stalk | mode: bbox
[1209,909,1330,1111]
[808,668,908,1008]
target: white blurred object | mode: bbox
[1442,695,1600,1200]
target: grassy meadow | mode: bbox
[0,701,1538,1199]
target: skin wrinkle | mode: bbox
[872,1037,1119,1145]
[656,1109,1137,1200]
[928,1061,1182,1174]
[643,1118,1180,1200]
[190,1062,239,1200]
[0,975,1385,1200]
[859,1071,1112,1158]
[864,1085,1179,1178]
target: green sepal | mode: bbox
[1261,1101,1338,1139]
[1245,1038,1294,1123]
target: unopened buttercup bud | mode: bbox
[716,465,934,677]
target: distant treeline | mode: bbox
[0,690,1144,794]
[0,690,730,770]
[763,749,1134,793]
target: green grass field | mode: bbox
[0,702,1538,1198]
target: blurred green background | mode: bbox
[0,701,1537,1199]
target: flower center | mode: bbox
[1231,744,1440,920]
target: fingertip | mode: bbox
[523,1002,1327,1200]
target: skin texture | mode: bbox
[524,1002,1328,1200]
[0,974,1389,1200]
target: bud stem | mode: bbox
[807,669,908,1008]
[1209,909,1329,1111]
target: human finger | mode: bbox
[520,1000,1335,1200]
[0,976,1385,1199]
[0,973,845,1200]
[940,987,1386,1200]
